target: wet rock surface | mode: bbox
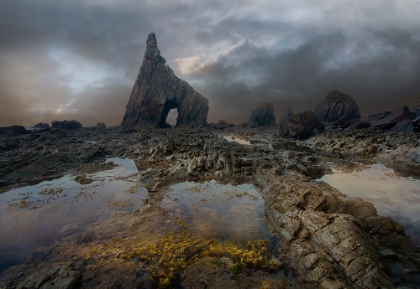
[121,33,209,128]
[0,124,419,288]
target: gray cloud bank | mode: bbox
[1,0,419,126]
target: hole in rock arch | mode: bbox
[166,109,178,127]
[159,100,178,128]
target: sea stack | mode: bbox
[314,90,361,123]
[247,102,276,127]
[121,33,209,128]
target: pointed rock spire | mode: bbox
[121,33,208,128]
[144,33,165,63]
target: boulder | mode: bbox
[33,122,50,129]
[314,90,361,123]
[96,122,106,130]
[121,33,209,128]
[51,120,83,130]
[247,102,276,127]
[373,106,415,130]
[0,125,27,135]
[280,110,323,139]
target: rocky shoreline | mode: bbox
[1,32,420,288]
[0,125,419,288]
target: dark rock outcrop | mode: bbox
[353,120,371,129]
[51,120,83,130]
[0,126,27,135]
[208,120,235,130]
[366,111,392,123]
[373,106,415,130]
[262,173,417,288]
[121,33,209,128]
[96,122,106,130]
[33,122,50,129]
[247,103,276,127]
[280,110,322,139]
[279,106,293,122]
[314,90,361,123]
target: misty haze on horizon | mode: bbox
[1,0,420,127]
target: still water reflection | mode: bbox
[0,158,276,273]
[320,163,420,245]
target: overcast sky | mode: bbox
[1,0,420,127]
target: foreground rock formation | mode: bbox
[121,33,209,128]
[314,90,361,123]
[0,125,419,288]
[247,103,276,127]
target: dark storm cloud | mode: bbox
[0,0,419,126]
[189,30,420,123]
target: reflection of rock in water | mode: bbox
[162,181,274,243]
[320,163,420,246]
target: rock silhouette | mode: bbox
[51,120,83,130]
[0,125,27,135]
[121,33,209,128]
[314,90,361,123]
[247,103,276,127]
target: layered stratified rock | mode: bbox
[262,173,415,288]
[247,103,276,127]
[373,105,415,130]
[280,110,322,139]
[121,33,209,128]
[314,90,361,123]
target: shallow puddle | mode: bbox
[0,158,277,276]
[320,163,420,245]
[0,158,148,272]
[223,135,251,145]
[161,180,274,243]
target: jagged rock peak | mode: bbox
[121,33,209,128]
[248,102,276,127]
[314,90,361,123]
[144,33,165,63]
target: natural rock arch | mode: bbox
[121,33,209,128]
